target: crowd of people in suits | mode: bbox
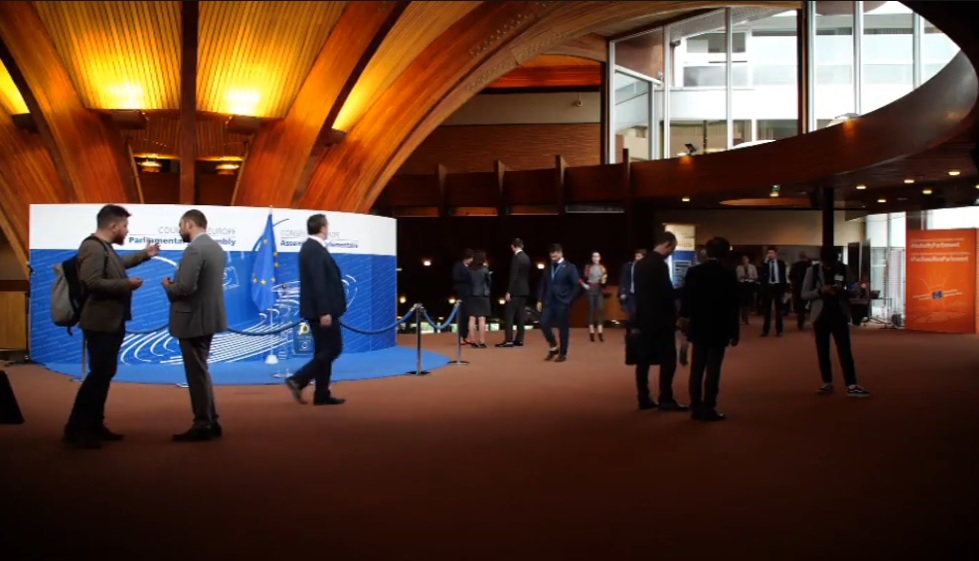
[452,231,871,422]
[63,206,351,449]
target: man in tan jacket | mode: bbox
[64,204,158,449]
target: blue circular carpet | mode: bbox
[42,346,452,385]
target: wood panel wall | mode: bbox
[139,172,236,206]
[399,124,601,174]
[0,291,26,350]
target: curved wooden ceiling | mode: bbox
[0,0,975,268]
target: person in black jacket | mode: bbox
[497,238,531,347]
[632,231,687,411]
[678,237,740,421]
[536,243,580,362]
[760,246,789,337]
[285,214,347,406]
[452,249,474,342]
[618,249,646,321]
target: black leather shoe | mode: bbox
[495,342,514,348]
[692,409,726,422]
[313,396,346,406]
[63,430,102,449]
[638,400,658,410]
[545,348,559,361]
[211,423,223,438]
[284,377,306,404]
[97,425,124,441]
[513,341,524,347]
[658,400,690,412]
[172,427,214,442]
[554,355,567,362]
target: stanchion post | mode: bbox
[448,301,468,366]
[407,303,429,375]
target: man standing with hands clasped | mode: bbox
[285,214,348,406]
[164,209,228,442]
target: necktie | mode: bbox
[770,262,778,284]
[551,264,558,280]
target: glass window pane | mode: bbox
[814,1,854,127]
[861,1,913,113]
[921,18,960,82]
[668,10,728,155]
[613,72,651,162]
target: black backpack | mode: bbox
[51,236,108,335]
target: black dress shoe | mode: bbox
[638,400,658,410]
[284,377,306,404]
[63,431,102,449]
[313,396,346,406]
[172,427,214,442]
[658,400,690,412]
[554,355,567,362]
[692,409,726,421]
[513,341,524,347]
[211,423,223,438]
[545,348,559,361]
[95,425,124,441]
[495,342,514,348]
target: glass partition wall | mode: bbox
[608,1,961,162]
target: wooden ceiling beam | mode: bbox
[231,1,409,208]
[0,1,139,206]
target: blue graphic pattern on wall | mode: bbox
[29,249,397,365]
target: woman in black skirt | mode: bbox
[466,250,492,348]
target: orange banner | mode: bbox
[905,229,977,334]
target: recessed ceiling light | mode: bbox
[922,189,933,195]
[769,192,779,197]
[904,179,915,184]
[856,184,866,190]
[948,170,961,176]
[681,197,690,202]
[877,198,887,203]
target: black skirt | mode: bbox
[466,296,491,318]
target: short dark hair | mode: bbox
[511,238,524,248]
[820,245,839,263]
[548,243,563,253]
[705,237,731,259]
[462,248,474,260]
[470,250,487,270]
[655,231,677,247]
[307,213,327,236]
[96,204,131,229]
[768,246,778,253]
[634,249,647,257]
[181,209,207,229]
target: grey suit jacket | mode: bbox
[801,263,855,324]
[77,237,151,333]
[164,233,228,339]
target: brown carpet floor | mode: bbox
[1,324,978,560]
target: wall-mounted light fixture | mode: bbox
[422,259,431,267]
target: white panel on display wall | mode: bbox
[663,223,697,287]
[28,204,398,367]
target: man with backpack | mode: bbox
[63,204,158,449]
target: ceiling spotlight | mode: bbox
[422,259,431,267]
[922,189,933,195]
[856,184,866,190]
[877,198,887,203]
[398,295,407,304]
[904,179,915,184]
[948,170,961,176]
[681,197,691,202]
[769,192,779,198]
[536,262,545,270]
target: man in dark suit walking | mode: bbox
[452,249,474,342]
[678,237,740,421]
[618,249,646,321]
[536,243,580,362]
[286,214,348,406]
[760,246,789,337]
[63,204,158,449]
[497,238,531,347]
[164,209,228,442]
[632,231,687,411]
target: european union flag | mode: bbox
[251,212,278,311]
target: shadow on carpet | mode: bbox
[42,346,452,385]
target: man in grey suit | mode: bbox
[163,209,229,441]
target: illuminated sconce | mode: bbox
[448,297,457,304]
[422,259,432,267]
[398,295,407,304]
[856,184,866,190]
[922,189,933,195]
[877,198,887,203]
[536,262,545,270]
[681,197,690,202]
[948,170,961,176]
[138,159,161,173]
[498,298,505,305]
[769,192,779,198]
[215,162,240,176]
[904,178,915,184]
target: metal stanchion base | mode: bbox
[448,360,469,365]
[69,377,83,383]
[407,370,431,376]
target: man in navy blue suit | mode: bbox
[536,243,580,362]
[285,214,347,406]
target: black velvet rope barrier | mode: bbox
[122,307,418,337]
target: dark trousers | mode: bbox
[66,330,125,432]
[293,322,342,398]
[792,291,807,329]
[761,286,786,334]
[813,317,857,386]
[502,296,527,343]
[178,335,218,428]
[689,343,726,410]
[635,335,678,403]
[457,302,470,340]
[540,302,570,356]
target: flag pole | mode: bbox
[264,206,279,367]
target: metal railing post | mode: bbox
[448,300,468,365]
[408,303,429,375]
